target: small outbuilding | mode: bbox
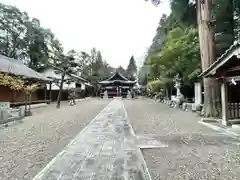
[0,55,51,106]
[200,41,240,126]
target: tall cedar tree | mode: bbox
[126,56,137,81]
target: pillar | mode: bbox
[44,84,47,102]
[221,79,231,126]
[194,82,202,105]
[49,82,52,104]
[81,83,85,98]
[175,81,181,97]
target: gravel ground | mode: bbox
[0,98,110,180]
[124,98,240,180]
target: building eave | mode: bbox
[199,41,240,78]
[0,54,51,82]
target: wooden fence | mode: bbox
[228,103,240,119]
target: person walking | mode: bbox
[68,89,76,106]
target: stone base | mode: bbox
[182,103,187,111]
[182,102,194,111]
[201,117,221,123]
[103,96,109,100]
[192,103,202,112]
[222,120,232,126]
[113,96,122,99]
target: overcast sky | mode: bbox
[2,0,170,69]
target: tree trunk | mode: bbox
[165,88,169,100]
[28,93,32,116]
[24,93,27,116]
[56,72,66,109]
[197,0,221,117]
[49,82,52,104]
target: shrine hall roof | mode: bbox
[98,71,136,84]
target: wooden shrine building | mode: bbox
[0,54,51,106]
[200,41,240,126]
[99,71,136,98]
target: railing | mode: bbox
[100,91,131,98]
[228,103,240,119]
[185,97,194,103]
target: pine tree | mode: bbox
[95,51,103,71]
[116,66,127,77]
[55,53,78,108]
[233,0,240,40]
[126,56,137,80]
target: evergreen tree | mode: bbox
[91,50,103,82]
[234,0,240,39]
[54,51,78,108]
[214,0,235,57]
[94,50,103,73]
[126,56,137,80]
[116,66,127,77]
[81,49,113,84]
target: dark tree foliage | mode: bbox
[141,0,239,90]
[126,56,137,80]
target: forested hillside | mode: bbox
[139,0,240,94]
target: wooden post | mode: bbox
[29,93,32,116]
[44,84,47,102]
[221,79,231,126]
[13,90,17,102]
[24,93,27,116]
[49,82,52,104]
[56,72,66,108]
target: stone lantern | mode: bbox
[173,74,182,98]
[173,74,184,107]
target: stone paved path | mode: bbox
[33,98,162,180]
[3,98,240,180]
[124,99,240,180]
[0,99,109,180]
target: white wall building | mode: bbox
[40,68,88,91]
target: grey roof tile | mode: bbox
[0,54,51,81]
